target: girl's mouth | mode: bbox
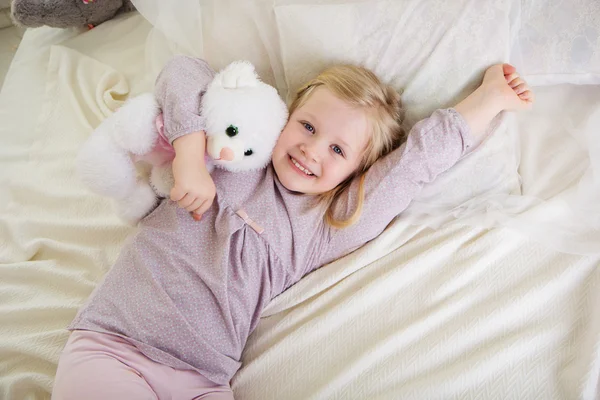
[289,155,316,178]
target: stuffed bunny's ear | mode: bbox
[217,61,259,89]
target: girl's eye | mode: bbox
[332,145,344,156]
[303,122,315,134]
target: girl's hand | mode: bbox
[171,132,215,221]
[455,64,534,139]
[481,64,534,112]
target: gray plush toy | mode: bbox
[11,0,135,28]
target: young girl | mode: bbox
[52,57,533,399]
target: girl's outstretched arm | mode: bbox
[320,64,533,266]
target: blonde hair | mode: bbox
[289,65,406,229]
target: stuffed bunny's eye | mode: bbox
[226,125,239,137]
[244,149,253,156]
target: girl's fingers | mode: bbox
[514,82,529,95]
[505,72,519,83]
[195,199,212,217]
[192,200,212,221]
[177,193,195,209]
[185,197,204,213]
[500,65,534,106]
[192,198,214,222]
[502,63,516,76]
[509,77,523,88]
[170,186,186,202]
[519,90,532,99]
[191,199,208,221]
[520,90,535,103]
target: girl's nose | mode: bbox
[300,142,320,163]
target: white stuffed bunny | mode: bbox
[76,61,288,224]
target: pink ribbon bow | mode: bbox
[235,209,264,235]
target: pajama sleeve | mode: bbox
[154,55,216,144]
[321,108,475,265]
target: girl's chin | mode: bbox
[282,176,307,193]
[280,174,321,194]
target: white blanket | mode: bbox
[0,15,152,399]
[237,222,600,399]
[0,9,599,400]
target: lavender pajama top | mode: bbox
[69,56,474,385]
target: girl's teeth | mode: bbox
[291,157,314,176]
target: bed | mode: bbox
[0,0,599,399]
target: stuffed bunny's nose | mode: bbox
[220,147,235,161]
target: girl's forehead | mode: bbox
[302,87,352,112]
[301,88,364,126]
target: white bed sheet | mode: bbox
[0,8,599,400]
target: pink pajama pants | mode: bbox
[52,330,234,400]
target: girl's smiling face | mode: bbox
[272,87,369,195]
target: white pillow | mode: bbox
[274,0,522,219]
[517,0,600,86]
[132,0,285,90]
